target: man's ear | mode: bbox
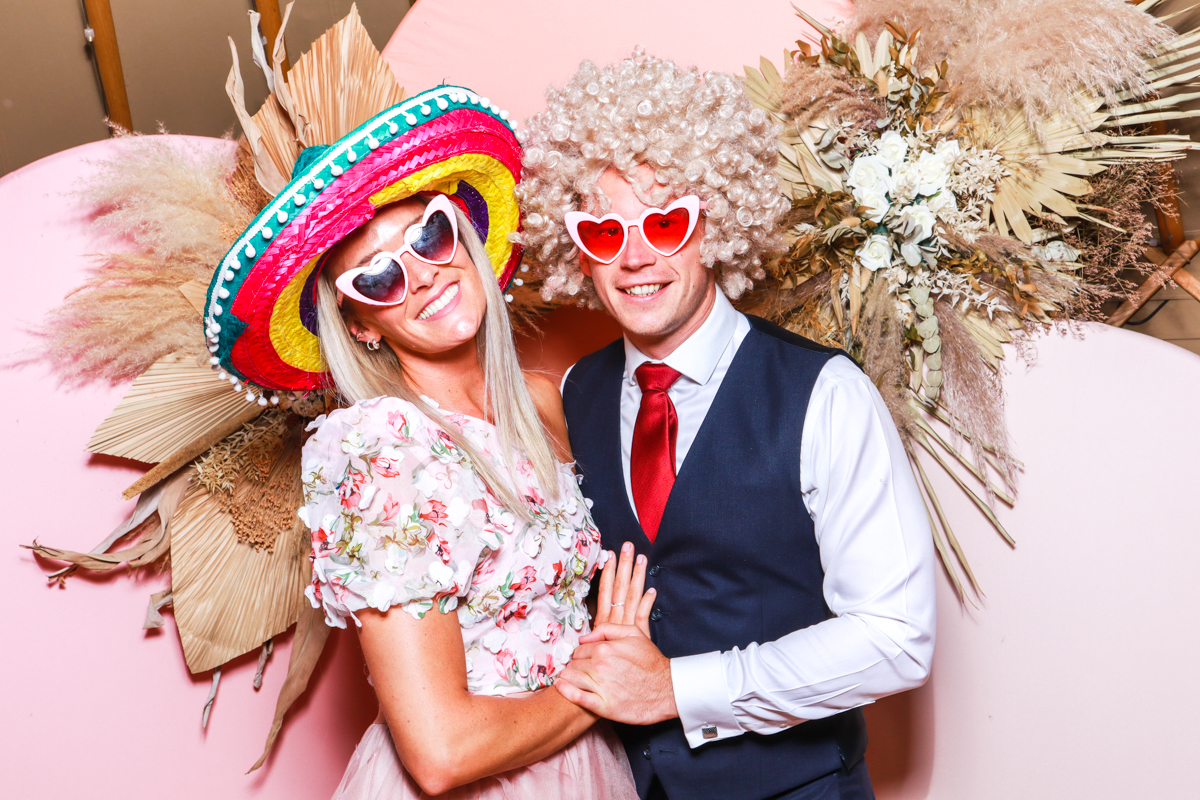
[579,253,593,278]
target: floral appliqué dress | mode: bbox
[301,396,636,799]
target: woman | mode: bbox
[300,188,651,798]
[196,72,651,794]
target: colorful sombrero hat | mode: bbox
[203,85,523,394]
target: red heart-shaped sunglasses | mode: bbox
[565,195,702,264]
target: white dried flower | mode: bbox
[846,154,895,195]
[875,131,909,168]
[857,234,893,272]
[934,139,962,161]
[891,160,920,205]
[927,189,958,218]
[1033,240,1080,262]
[856,187,892,223]
[916,150,953,196]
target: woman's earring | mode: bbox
[366,339,380,351]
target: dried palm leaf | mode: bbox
[288,6,406,146]
[248,604,331,772]
[964,105,1107,243]
[120,402,265,500]
[226,5,295,195]
[177,278,209,316]
[227,2,406,196]
[169,461,311,674]
[909,449,973,601]
[24,469,191,583]
[88,352,259,464]
[744,53,844,198]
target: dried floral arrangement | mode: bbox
[741,0,1199,596]
[25,6,401,769]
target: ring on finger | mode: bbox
[610,602,626,607]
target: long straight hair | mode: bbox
[315,200,560,516]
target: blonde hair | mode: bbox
[517,49,787,305]
[315,200,560,514]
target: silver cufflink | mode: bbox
[702,725,718,740]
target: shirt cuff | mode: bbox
[670,652,743,748]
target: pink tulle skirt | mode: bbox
[330,721,638,800]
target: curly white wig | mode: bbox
[517,49,786,305]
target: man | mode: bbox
[518,51,936,800]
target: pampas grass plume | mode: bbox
[850,0,1175,135]
[34,134,259,386]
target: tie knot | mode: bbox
[635,362,681,394]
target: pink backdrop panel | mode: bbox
[0,138,375,800]
[382,0,854,124]
[863,324,1200,800]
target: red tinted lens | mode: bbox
[641,207,692,254]
[352,256,407,303]
[576,219,627,262]
[409,210,456,264]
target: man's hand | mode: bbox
[556,622,679,725]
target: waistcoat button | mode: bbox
[650,608,663,622]
[642,748,652,760]
[648,565,661,577]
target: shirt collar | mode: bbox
[623,290,740,387]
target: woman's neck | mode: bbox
[395,338,489,421]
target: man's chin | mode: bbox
[608,306,673,340]
[606,291,676,334]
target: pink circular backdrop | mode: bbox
[3,2,1198,799]
[1,138,376,799]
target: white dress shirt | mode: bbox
[562,290,936,749]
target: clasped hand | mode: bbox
[555,543,679,725]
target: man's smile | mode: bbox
[621,283,667,298]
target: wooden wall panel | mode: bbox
[0,0,410,175]
[0,0,110,175]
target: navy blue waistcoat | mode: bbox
[561,315,868,800]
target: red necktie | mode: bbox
[631,362,682,543]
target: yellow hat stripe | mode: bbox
[269,254,326,374]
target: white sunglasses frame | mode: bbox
[564,195,702,265]
[334,193,460,307]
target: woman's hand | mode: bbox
[558,543,676,724]
[591,542,656,636]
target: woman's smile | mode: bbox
[417,281,461,321]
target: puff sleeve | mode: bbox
[301,397,509,628]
